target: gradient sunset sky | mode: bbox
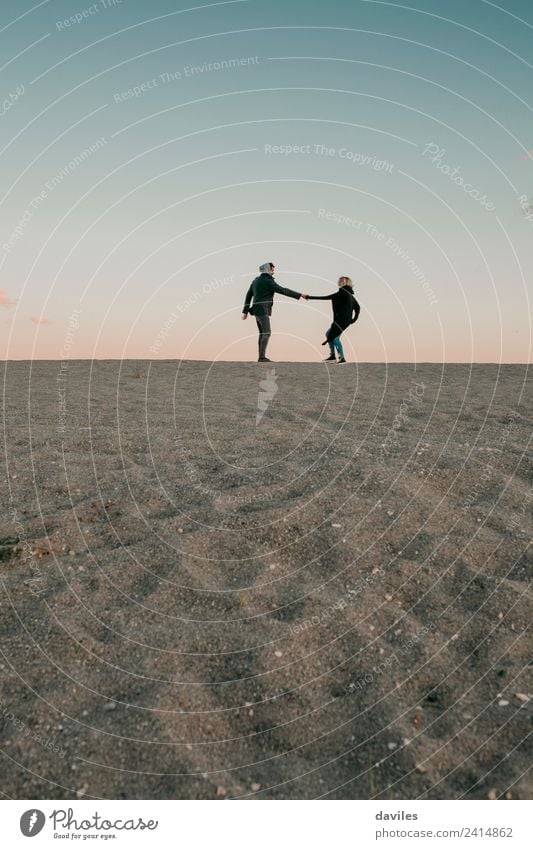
[0,0,532,361]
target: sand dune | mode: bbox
[1,360,531,799]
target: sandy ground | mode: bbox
[0,360,531,800]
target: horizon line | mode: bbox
[0,359,531,365]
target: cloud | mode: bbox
[0,289,15,308]
[30,316,53,325]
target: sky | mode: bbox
[0,0,532,362]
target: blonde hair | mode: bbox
[337,276,352,287]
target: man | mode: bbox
[242,262,308,362]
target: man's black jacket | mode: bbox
[243,273,301,317]
[308,284,360,329]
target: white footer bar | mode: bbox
[4,799,531,848]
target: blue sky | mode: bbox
[1,0,532,361]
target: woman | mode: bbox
[307,276,360,363]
